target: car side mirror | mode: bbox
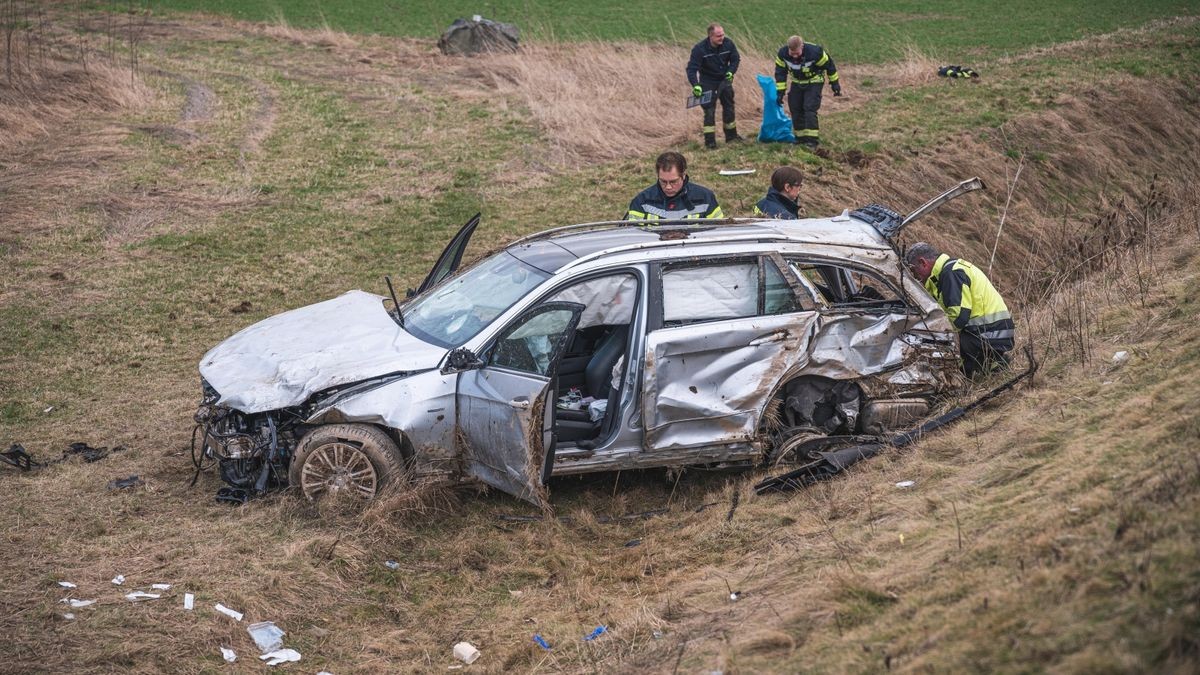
[444,347,484,373]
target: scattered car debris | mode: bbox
[107,475,144,491]
[453,642,481,664]
[125,591,161,601]
[718,169,756,176]
[1,444,35,471]
[64,442,124,463]
[58,581,77,588]
[653,630,665,640]
[623,539,642,548]
[248,621,286,653]
[111,575,126,586]
[62,612,76,620]
[729,591,743,601]
[221,647,237,663]
[533,634,552,650]
[151,583,171,590]
[384,560,400,571]
[215,487,250,506]
[44,406,54,414]
[215,603,244,621]
[184,593,194,610]
[259,648,302,666]
[1112,351,1131,366]
[584,626,607,641]
[895,480,915,488]
[61,598,96,608]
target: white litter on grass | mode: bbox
[214,603,244,621]
[453,642,481,664]
[220,647,237,663]
[895,480,916,488]
[247,621,286,653]
[1112,351,1130,365]
[718,169,756,176]
[151,583,171,590]
[125,591,161,601]
[259,648,302,666]
[111,575,125,586]
[44,406,54,413]
[183,593,194,610]
[57,581,77,588]
[62,613,76,620]
[61,598,96,608]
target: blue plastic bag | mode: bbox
[757,74,795,143]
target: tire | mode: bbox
[289,424,405,501]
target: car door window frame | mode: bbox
[784,256,917,314]
[649,254,813,331]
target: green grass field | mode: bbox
[141,0,1200,59]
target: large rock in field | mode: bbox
[438,17,520,55]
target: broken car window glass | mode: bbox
[662,261,757,324]
[404,251,551,348]
[491,307,578,376]
[763,259,801,315]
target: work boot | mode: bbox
[725,133,744,144]
[704,132,718,149]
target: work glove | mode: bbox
[776,91,785,106]
[692,84,703,97]
[831,81,842,96]
[725,71,734,81]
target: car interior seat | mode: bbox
[556,325,628,443]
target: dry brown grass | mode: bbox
[253,13,359,51]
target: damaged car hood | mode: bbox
[199,290,445,413]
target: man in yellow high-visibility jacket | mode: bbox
[905,242,1015,378]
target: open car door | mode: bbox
[414,212,482,295]
[456,301,585,506]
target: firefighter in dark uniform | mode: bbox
[753,166,803,219]
[625,151,724,221]
[687,23,742,149]
[774,34,841,148]
[905,242,1016,378]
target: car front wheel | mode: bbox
[289,424,405,501]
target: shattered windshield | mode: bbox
[403,251,551,348]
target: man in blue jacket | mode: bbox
[687,23,742,149]
[774,35,841,149]
[625,152,725,221]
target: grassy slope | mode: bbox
[1,4,1199,673]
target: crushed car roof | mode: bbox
[505,215,893,272]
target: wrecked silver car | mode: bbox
[195,180,983,506]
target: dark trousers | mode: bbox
[959,331,1012,379]
[788,83,822,142]
[701,81,737,138]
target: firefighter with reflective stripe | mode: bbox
[753,166,803,219]
[774,35,841,148]
[905,242,1015,378]
[687,23,742,149]
[625,151,725,221]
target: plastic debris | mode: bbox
[729,591,742,602]
[183,593,194,610]
[248,621,286,653]
[718,169,756,176]
[384,560,400,571]
[895,480,915,488]
[151,583,171,590]
[653,630,664,640]
[453,641,481,664]
[259,648,302,666]
[62,598,96,608]
[584,626,607,641]
[58,581,77,588]
[533,634,551,650]
[221,647,237,663]
[44,406,54,413]
[1112,351,1131,366]
[107,475,144,490]
[623,538,642,548]
[111,574,125,585]
[62,612,76,620]
[214,603,244,621]
[125,591,161,601]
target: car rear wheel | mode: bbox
[290,424,405,501]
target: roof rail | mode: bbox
[506,217,770,248]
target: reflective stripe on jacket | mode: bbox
[774,43,838,90]
[687,37,741,87]
[752,187,799,220]
[625,179,724,220]
[925,254,1015,349]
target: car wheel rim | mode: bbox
[300,442,378,499]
